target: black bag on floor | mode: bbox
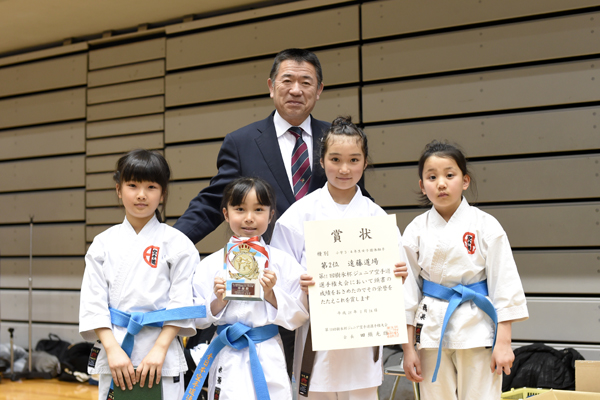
[58,342,94,382]
[35,334,71,362]
[502,343,585,391]
[62,342,94,373]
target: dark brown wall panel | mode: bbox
[166,142,222,180]
[513,298,600,343]
[166,6,359,70]
[368,107,600,165]
[0,88,86,129]
[87,78,164,105]
[363,59,600,123]
[87,96,164,122]
[1,290,79,323]
[515,250,600,295]
[168,180,210,217]
[86,172,115,191]
[88,60,165,87]
[87,114,164,139]
[89,38,166,70]
[86,132,164,156]
[0,122,85,161]
[1,258,84,290]
[165,97,273,143]
[363,12,600,81]
[0,223,85,256]
[86,207,125,225]
[86,189,119,207]
[0,189,85,223]
[0,155,85,192]
[362,0,599,39]
[367,155,600,207]
[0,54,87,97]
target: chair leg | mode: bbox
[412,381,420,400]
[389,376,400,400]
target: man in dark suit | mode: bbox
[175,48,327,379]
[174,48,327,243]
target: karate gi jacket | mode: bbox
[271,184,407,392]
[402,198,529,350]
[79,216,199,376]
[192,238,309,400]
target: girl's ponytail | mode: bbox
[320,116,369,164]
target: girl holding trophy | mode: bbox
[191,177,308,400]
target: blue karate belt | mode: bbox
[422,279,498,383]
[182,322,279,400]
[107,305,206,391]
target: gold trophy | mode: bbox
[223,242,267,301]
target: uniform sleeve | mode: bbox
[271,212,306,267]
[79,238,112,341]
[192,250,228,329]
[484,228,529,323]
[401,221,424,327]
[164,238,201,337]
[265,249,309,330]
[172,133,241,244]
[271,214,306,270]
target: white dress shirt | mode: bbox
[273,111,314,189]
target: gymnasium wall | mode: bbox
[0,0,598,359]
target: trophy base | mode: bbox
[224,281,263,301]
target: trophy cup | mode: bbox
[223,242,267,301]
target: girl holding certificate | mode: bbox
[401,141,528,400]
[192,177,309,400]
[79,149,202,400]
[271,116,408,400]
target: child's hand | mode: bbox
[137,325,180,388]
[490,341,514,375]
[299,274,315,295]
[261,270,278,309]
[260,269,277,293]
[491,321,514,375]
[211,277,229,316]
[136,345,168,388]
[95,328,136,390]
[213,277,227,300]
[394,262,408,284]
[106,345,136,390]
[402,345,423,383]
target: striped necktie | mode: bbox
[289,126,311,200]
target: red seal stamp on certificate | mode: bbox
[463,232,476,254]
[386,325,399,338]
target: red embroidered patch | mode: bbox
[143,245,160,268]
[463,232,476,254]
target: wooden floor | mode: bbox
[0,377,98,400]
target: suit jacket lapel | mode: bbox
[309,116,327,192]
[255,113,296,205]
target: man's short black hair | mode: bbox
[269,48,323,87]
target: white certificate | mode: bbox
[304,214,407,351]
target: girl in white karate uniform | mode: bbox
[79,149,200,400]
[270,116,409,400]
[192,177,309,400]
[401,141,529,400]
